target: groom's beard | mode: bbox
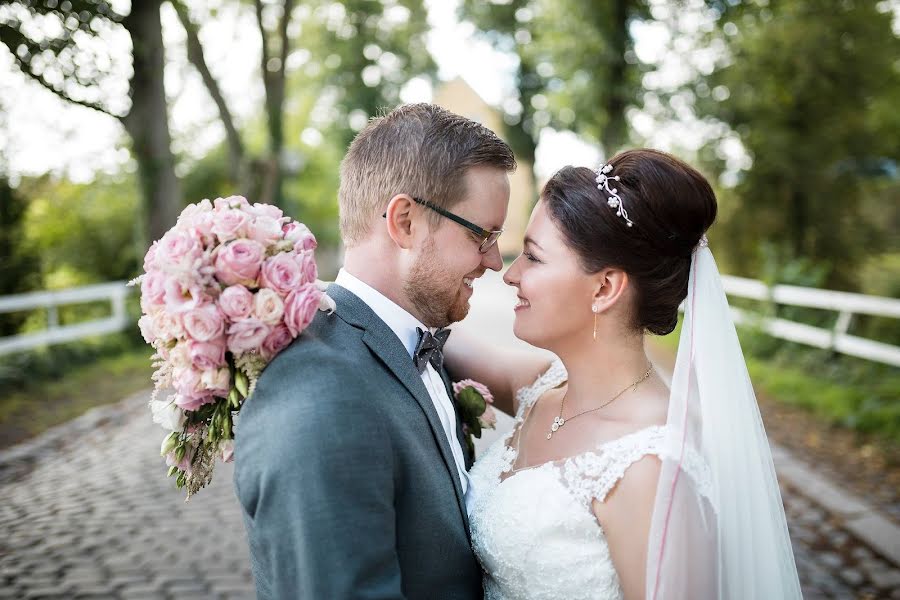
[405,240,471,328]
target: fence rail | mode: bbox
[0,282,131,356]
[0,277,898,366]
[718,275,900,367]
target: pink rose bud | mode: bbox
[226,318,271,355]
[214,239,265,286]
[284,284,321,337]
[218,285,254,320]
[182,303,226,342]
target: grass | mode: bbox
[0,345,154,449]
[653,317,900,445]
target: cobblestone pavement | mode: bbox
[2,273,898,599]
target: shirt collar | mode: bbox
[335,268,428,358]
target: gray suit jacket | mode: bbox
[234,284,482,599]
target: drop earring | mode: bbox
[592,305,599,341]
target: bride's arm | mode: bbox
[592,456,661,600]
[443,327,552,417]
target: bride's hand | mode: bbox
[442,326,552,417]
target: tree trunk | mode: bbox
[174,1,246,188]
[121,0,182,244]
[601,0,630,154]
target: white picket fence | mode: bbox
[717,275,900,367]
[0,282,131,356]
[0,277,898,366]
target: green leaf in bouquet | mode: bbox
[174,445,186,463]
[228,387,241,409]
[160,431,179,456]
[167,465,178,478]
[235,370,249,398]
[457,387,487,421]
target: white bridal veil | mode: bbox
[645,240,803,599]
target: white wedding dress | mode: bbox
[468,359,714,600]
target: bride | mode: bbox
[444,149,802,599]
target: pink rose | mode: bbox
[214,239,265,286]
[479,405,498,430]
[157,230,203,270]
[200,367,231,397]
[182,303,225,342]
[247,203,284,220]
[218,284,254,320]
[260,252,304,296]
[143,241,159,272]
[152,310,184,341]
[138,314,156,343]
[173,392,213,412]
[140,271,167,308]
[211,209,251,242]
[452,379,494,404]
[253,288,285,325]
[226,318,271,355]
[163,278,205,314]
[261,323,294,358]
[172,366,207,400]
[297,250,317,285]
[247,216,283,246]
[188,339,226,371]
[214,195,250,211]
[284,222,317,251]
[284,284,321,336]
[177,199,213,224]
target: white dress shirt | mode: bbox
[334,269,472,506]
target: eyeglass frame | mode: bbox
[382,196,503,254]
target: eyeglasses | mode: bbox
[383,197,503,254]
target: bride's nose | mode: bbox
[502,260,519,288]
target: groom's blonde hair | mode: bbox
[338,103,516,247]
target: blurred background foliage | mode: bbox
[0,0,897,445]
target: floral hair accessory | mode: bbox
[595,163,634,228]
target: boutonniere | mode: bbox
[452,379,498,456]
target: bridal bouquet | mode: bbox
[129,195,335,499]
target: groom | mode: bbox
[234,103,515,598]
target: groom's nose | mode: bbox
[480,242,503,272]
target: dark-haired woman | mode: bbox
[445,149,802,599]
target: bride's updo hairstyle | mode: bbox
[542,149,717,335]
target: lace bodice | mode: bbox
[468,359,713,600]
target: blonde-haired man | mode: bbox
[235,103,515,599]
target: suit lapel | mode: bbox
[327,284,471,534]
[438,367,474,470]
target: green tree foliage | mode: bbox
[0,178,41,336]
[0,0,183,244]
[462,0,650,159]
[699,0,900,290]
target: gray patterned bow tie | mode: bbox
[414,327,451,373]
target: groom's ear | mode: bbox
[383,194,417,250]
